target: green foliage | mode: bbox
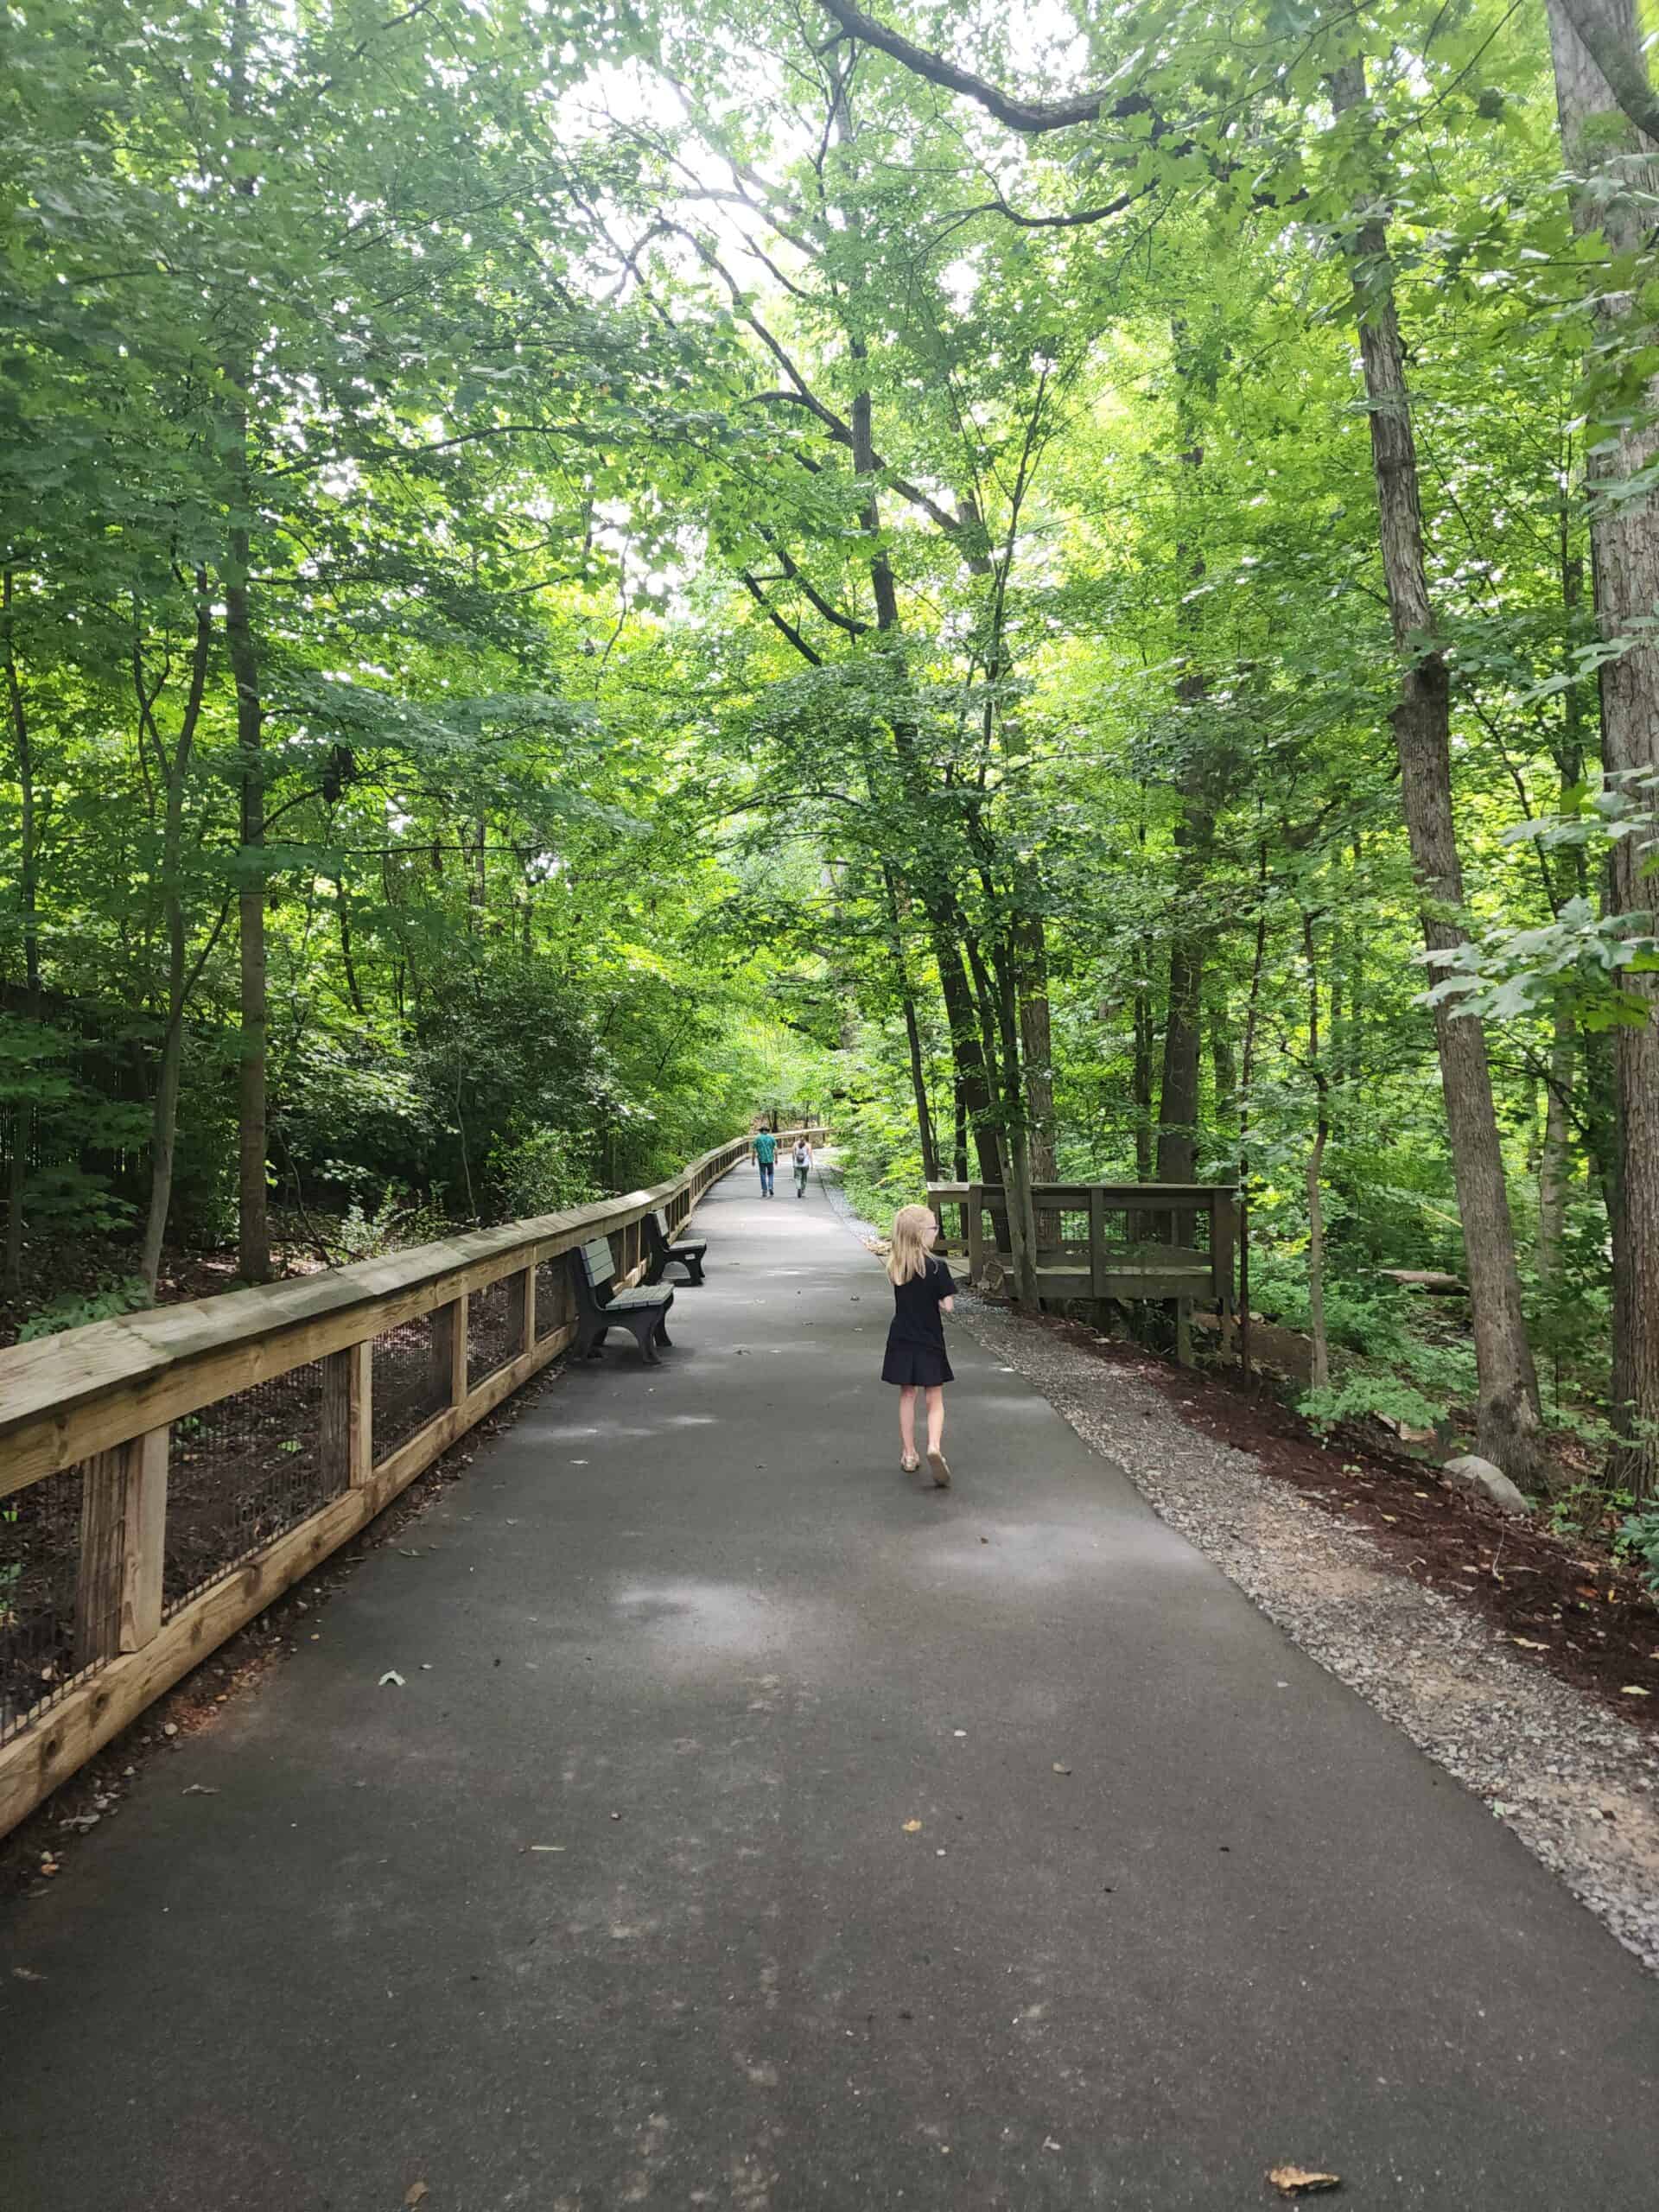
[0,0,1642,1465]
[1615,1510,1659,1597]
[1300,1376,1453,1438]
[17,1276,149,1341]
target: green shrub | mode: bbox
[17,1275,150,1340]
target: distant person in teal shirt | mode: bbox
[752,1126,777,1197]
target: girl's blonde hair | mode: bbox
[887,1204,938,1285]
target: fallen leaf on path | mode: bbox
[1052,1764,1071,1776]
[404,2186,429,2208]
[902,1819,923,1834]
[530,1844,566,1853]
[1268,2168,1340,2196]
[1621,1685,1650,1696]
[378,1670,405,1688]
[1511,1637,1548,1649]
[11,1967,44,1981]
[181,1784,219,1796]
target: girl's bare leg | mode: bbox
[925,1388,950,1486]
[898,1386,918,1463]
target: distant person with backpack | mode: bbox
[791,1135,813,1197]
[752,1124,777,1197]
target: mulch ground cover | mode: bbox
[1037,1312,1659,1734]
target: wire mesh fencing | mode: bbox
[164,1362,334,1617]
[467,1274,520,1389]
[0,1459,112,1746]
[371,1311,449,1463]
[536,1254,575,1342]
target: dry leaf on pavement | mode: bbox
[902,1819,923,1833]
[1268,2166,1340,2196]
[404,2185,429,2208]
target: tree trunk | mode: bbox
[1019,918,1057,1180]
[1209,988,1237,1147]
[1157,381,1213,1186]
[1133,959,1154,1182]
[1237,842,1270,1381]
[1544,0,1659,1494]
[1019,916,1058,1253]
[226,531,270,1283]
[226,0,270,1284]
[969,934,1039,1306]
[1303,909,1331,1394]
[883,865,940,1183]
[137,588,213,1296]
[1537,1003,1575,1296]
[1156,928,1204,1183]
[1329,56,1545,1479]
[2,568,40,1297]
[935,933,1001,1184]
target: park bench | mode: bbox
[571,1237,675,1364]
[644,1208,707,1287]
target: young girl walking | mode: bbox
[880,1203,956,1488]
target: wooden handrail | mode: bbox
[1,1129,820,1493]
[0,1123,826,1834]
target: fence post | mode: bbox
[508,1262,535,1357]
[967,1185,985,1284]
[1211,1188,1237,1351]
[321,1341,374,1490]
[430,1294,467,1410]
[75,1427,168,1662]
[1089,1185,1106,1299]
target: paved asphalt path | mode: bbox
[4,1167,1659,2210]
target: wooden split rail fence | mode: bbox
[0,1126,824,1837]
[927,1179,1237,1361]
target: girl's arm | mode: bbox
[941,1296,955,1313]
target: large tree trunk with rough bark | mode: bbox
[1157,383,1213,1187]
[1330,57,1545,1480]
[1546,0,1659,1495]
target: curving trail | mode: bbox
[4,1167,1659,2209]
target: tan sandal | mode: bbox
[926,1449,951,1489]
[900,1452,920,1473]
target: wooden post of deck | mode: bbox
[430,1294,467,1412]
[967,1185,985,1285]
[1089,1186,1106,1300]
[75,1427,168,1662]
[508,1262,535,1358]
[321,1341,373,1491]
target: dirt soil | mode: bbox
[1041,1314,1659,1731]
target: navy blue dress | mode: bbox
[880,1256,956,1388]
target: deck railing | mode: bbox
[0,1125,824,1835]
[927,1179,1236,1356]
